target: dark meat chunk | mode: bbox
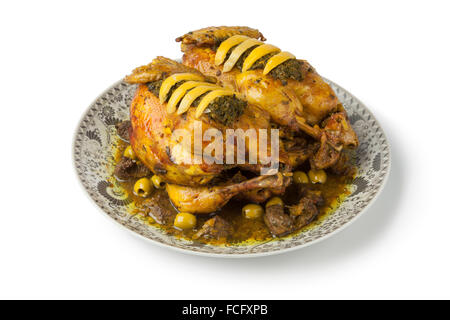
[141,190,177,225]
[193,216,233,240]
[290,198,318,229]
[322,111,359,149]
[309,134,340,170]
[310,111,358,170]
[289,190,324,230]
[302,189,324,207]
[114,157,151,180]
[284,136,315,168]
[264,204,294,237]
[329,152,356,178]
[115,120,131,142]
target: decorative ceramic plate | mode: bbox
[73,77,390,257]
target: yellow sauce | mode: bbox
[112,137,354,246]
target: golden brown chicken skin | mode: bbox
[181,46,339,127]
[130,84,222,186]
[176,26,265,50]
[177,26,359,169]
[126,57,288,186]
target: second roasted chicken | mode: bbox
[177,26,359,169]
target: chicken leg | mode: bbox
[166,173,288,214]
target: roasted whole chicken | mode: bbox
[177,26,359,169]
[113,27,359,241]
[124,57,292,213]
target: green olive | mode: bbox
[174,212,197,230]
[308,169,327,184]
[266,197,284,208]
[123,145,136,160]
[133,177,153,197]
[242,204,264,219]
[293,171,309,184]
[151,175,166,189]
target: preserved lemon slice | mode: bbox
[195,90,234,118]
[222,39,263,72]
[159,73,204,103]
[263,51,296,75]
[241,44,280,72]
[177,85,220,115]
[215,35,249,66]
[167,81,214,114]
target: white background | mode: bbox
[1,0,449,300]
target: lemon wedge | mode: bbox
[222,39,262,73]
[159,73,204,103]
[262,51,296,75]
[167,81,213,114]
[215,35,249,66]
[177,85,220,115]
[242,44,280,72]
[195,90,235,118]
